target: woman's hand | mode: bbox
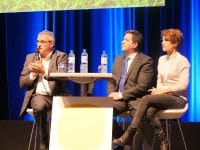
[148,88,171,95]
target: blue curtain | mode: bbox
[0,0,200,122]
[190,0,200,121]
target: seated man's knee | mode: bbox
[31,101,47,112]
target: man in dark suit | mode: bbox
[107,30,154,150]
[19,30,70,150]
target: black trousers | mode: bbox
[31,94,52,147]
[132,94,186,129]
[112,100,144,150]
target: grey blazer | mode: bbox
[107,52,154,109]
[19,50,70,116]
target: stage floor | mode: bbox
[0,121,199,150]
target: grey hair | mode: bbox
[38,30,55,43]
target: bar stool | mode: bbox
[26,108,51,150]
[118,104,189,150]
[154,103,189,150]
[26,108,37,150]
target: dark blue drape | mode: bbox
[0,0,199,122]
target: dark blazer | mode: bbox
[107,52,154,108]
[19,50,70,116]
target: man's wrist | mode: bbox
[30,72,37,80]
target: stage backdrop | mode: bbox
[0,0,165,13]
[0,0,200,122]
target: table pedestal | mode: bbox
[49,96,113,150]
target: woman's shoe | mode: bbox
[113,126,136,146]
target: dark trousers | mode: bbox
[131,94,186,145]
[31,94,52,147]
[112,100,144,150]
[132,94,186,128]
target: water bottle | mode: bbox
[68,50,75,73]
[100,50,107,73]
[80,49,88,73]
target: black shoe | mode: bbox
[113,126,136,146]
[112,144,124,150]
[40,136,49,150]
[113,132,133,146]
[113,138,125,146]
[40,144,48,150]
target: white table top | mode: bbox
[47,72,115,83]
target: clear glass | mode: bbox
[58,63,67,72]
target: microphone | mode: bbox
[36,47,41,61]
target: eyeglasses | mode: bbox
[36,40,52,44]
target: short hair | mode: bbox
[161,29,183,49]
[38,30,55,44]
[125,30,143,50]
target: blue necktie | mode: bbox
[119,57,130,92]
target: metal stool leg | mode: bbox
[28,121,36,150]
[177,119,188,150]
[30,119,48,150]
[27,109,51,150]
[165,119,171,150]
[34,123,37,150]
[165,119,188,150]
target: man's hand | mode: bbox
[108,92,123,100]
[28,61,45,74]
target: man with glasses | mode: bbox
[107,30,154,150]
[19,30,70,150]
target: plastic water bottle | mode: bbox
[80,49,88,73]
[100,50,107,73]
[68,50,75,73]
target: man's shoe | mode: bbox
[112,144,124,150]
[113,138,126,146]
[112,132,133,146]
[40,144,48,150]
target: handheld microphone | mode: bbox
[36,47,41,61]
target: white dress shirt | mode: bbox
[30,52,53,96]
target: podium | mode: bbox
[48,73,115,150]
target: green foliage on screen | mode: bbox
[0,0,165,13]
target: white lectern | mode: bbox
[48,73,115,150]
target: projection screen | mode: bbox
[0,0,165,13]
